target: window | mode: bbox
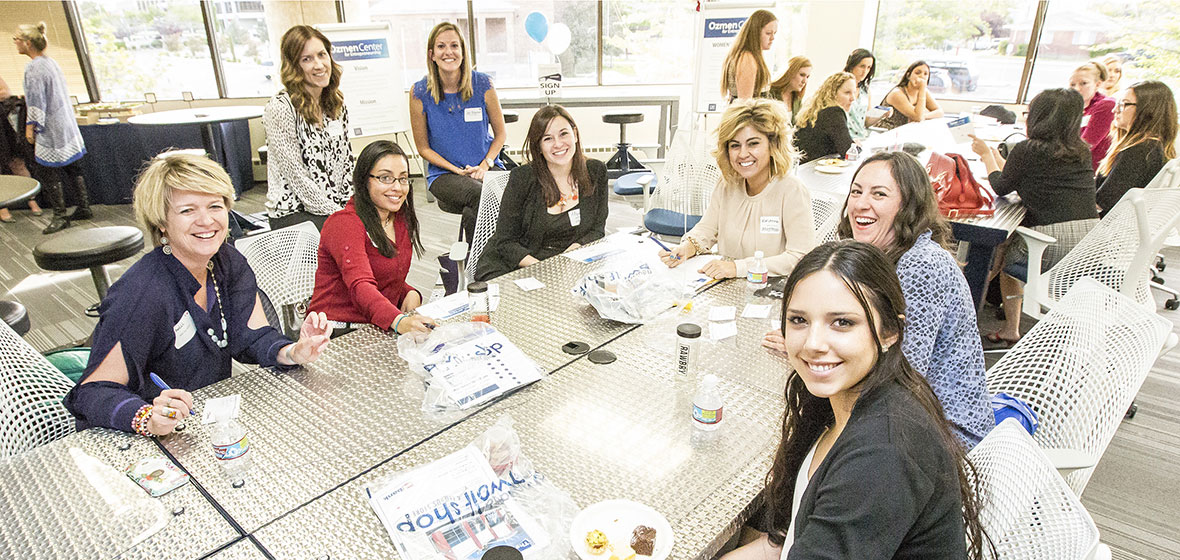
[212,0,276,97]
[474,1,599,88]
[357,0,470,89]
[0,1,90,102]
[872,0,1038,103]
[1025,0,1180,105]
[77,0,219,100]
[601,0,695,85]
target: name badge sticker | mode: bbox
[464,107,483,122]
[327,119,344,137]
[760,216,781,235]
[569,208,581,227]
[1081,114,1091,128]
[173,311,196,349]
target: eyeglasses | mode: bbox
[369,175,410,186]
[1116,101,1137,110]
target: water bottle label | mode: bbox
[692,404,723,425]
[676,342,691,375]
[213,435,249,461]
[747,271,766,284]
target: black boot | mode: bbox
[67,176,93,221]
[42,180,71,235]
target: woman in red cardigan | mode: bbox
[309,141,437,335]
[1070,61,1116,170]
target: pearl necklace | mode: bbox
[206,261,228,349]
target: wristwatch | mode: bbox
[485,156,495,168]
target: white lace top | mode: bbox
[263,91,354,218]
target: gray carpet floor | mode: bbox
[1,179,1175,558]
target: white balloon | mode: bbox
[544,23,572,56]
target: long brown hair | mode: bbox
[766,241,988,558]
[719,9,776,97]
[1098,80,1178,176]
[769,56,812,109]
[795,72,854,129]
[522,105,593,207]
[351,141,423,258]
[279,25,344,126]
[836,151,952,262]
[424,22,474,104]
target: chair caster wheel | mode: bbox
[1158,262,1166,272]
[1166,299,1179,311]
[1125,402,1138,419]
[1151,274,1164,285]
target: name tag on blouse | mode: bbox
[569,208,581,227]
[173,311,196,349]
[327,119,344,137]
[464,107,483,122]
[760,216,781,234]
[1081,114,1091,128]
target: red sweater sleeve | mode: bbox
[1082,96,1115,169]
[319,214,403,329]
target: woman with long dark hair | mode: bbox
[476,105,608,280]
[842,48,890,140]
[878,60,944,130]
[970,88,1098,346]
[720,9,778,102]
[724,241,988,559]
[263,25,354,230]
[409,22,507,243]
[309,141,436,336]
[1096,80,1177,216]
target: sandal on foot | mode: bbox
[983,331,1020,348]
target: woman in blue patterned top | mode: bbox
[764,151,993,449]
[409,22,507,243]
[15,22,89,234]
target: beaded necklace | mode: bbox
[206,261,228,348]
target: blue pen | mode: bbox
[149,372,194,415]
[649,235,678,259]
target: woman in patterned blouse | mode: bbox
[263,25,354,231]
[763,151,993,449]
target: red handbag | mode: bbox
[926,152,996,218]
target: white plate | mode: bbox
[570,499,674,560]
[814,164,849,174]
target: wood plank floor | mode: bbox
[0,176,1174,558]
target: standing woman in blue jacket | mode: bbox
[409,22,507,243]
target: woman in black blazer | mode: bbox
[722,241,988,560]
[793,72,858,164]
[476,105,608,280]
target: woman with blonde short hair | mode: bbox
[263,25,354,230]
[659,99,815,279]
[64,153,331,437]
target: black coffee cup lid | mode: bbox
[481,546,523,560]
[677,323,702,338]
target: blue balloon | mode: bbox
[525,12,548,43]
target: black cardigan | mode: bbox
[1095,140,1166,217]
[783,382,967,559]
[794,106,854,164]
[476,159,609,280]
[987,141,1097,227]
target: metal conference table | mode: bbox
[499,91,679,159]
[796,157,1026,310]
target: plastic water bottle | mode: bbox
[747,250,768,291]
[845,143,861,162]
[210,418,252,482]
[692,374,724,431]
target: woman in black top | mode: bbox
[721,241,988,560]
[476,105,608,280]
[793,72,857,164]
[971,88,1098,346]
[1096,80,1177,216]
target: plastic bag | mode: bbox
[397,322,499,423]
[572,259,681,323]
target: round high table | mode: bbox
[0,175,41,209]
[128,106,263,168]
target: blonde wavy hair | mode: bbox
[133,153,235,247]
[713,98,797,182]
[796,72,855,129]
[719,9,776,97]
[16,22,48,51]
[279,25,345,126]
[424,22,474,104]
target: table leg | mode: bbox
[963,240,998,312]
[200,123,219,165]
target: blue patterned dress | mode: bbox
[23,55,85,167]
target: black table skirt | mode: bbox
[69,120,254,206]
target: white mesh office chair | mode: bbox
[810,191,843,244]
[1016,188,1180,319]
[643,132,721,237]
[1141,159,1180,308]
[985,278,1172,495]
[235,221,320,338]
[969,419,1110,560]
[1,320,76,458]
[466,171,511,283]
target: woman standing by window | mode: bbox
[720,9,778,102]
[263,25,354,230]
[409,22,507,244]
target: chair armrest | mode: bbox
[638,175,654,214]
[1041,447,1097,475]
[1086,543,1112,560]
[1015,226,1057,318]
[1160,332,1178,357]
